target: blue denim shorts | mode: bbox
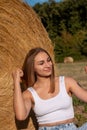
[39,122,87,130]
[78,122,87,130]
[39,123,77,130]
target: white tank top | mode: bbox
[28,76,74,124]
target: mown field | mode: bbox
[56,61,87,127]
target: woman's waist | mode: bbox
[39,118,74,127]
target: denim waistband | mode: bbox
[61,122,73,127]
[39,122,77,130]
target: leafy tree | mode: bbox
[79,33,87,56]
[33,0,87,62]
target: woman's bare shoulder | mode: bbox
[55,76,76,84]
[23,89,32,99]
[65,76,77,84]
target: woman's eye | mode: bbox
[47,57,51,62]
[38,62,44,65]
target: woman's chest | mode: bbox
[33,92,72,116]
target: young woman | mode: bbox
[12,47,87,130]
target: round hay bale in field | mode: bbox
[0,0,54,130]
[64,57,74,63]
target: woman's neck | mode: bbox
[36,76,51,87]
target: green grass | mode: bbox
[55,61,87,126]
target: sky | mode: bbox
[24,0,61,6]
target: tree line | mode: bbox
[33,0,87,62]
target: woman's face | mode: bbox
[34,52,52,77]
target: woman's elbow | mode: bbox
[15,113,28,121]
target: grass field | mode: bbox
[55,61,87,127]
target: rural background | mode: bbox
[0,0,87,130]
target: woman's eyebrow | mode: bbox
[35,56,50,63]
[37,57,50,62]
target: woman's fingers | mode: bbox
[84,65,87,73]
[12,68,23,83]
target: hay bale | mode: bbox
[64,57,74,63]
[0,0,54,130]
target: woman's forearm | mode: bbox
[13,82,28,120]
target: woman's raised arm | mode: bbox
[12,68,32,120]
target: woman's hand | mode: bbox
[12,68,23,85]
[84,65,87,74]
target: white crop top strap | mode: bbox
[59,76,67,94]
[28,87,38,102]
[59,76,65,87]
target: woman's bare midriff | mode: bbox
[39,118,74,127]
